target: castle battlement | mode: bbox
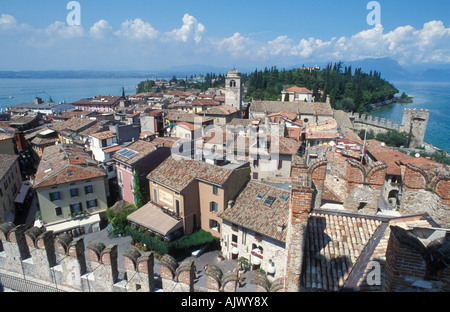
[349,112,400,131]
[0,223,245,293]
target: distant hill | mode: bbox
[1,59,449,82]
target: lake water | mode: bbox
[369,81,450,152]
[0,78,449,152]
[0,78,146,108]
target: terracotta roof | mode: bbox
[34,144,106,189]
[203,105,238,116]
[0,154,19,179]
[285,86,313,94]
[301,210,439,292]
[251,100,333,116]
[268,110,299,121]
[90,130,116,140]
[175,121,201,131]
[147,157,235,192]
[192,99,221,106]
[112,140,161,165]
[50,117,98,134]
[219,181,291,242]
[102,146,122,154]
[72,96,123,106]
[365,140,441,176]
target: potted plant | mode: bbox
[238,257,248,273]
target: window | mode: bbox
[119,171,123,184]
[55,207,63,216]
[264,196,276,207]
[70,188,78,198]
[210,201,218,213]
[0,188,3,197]
[209,219,220,232]
[185,133,191,139]
[232,234,238,244]
[213,185,218,195]
[50,192,61,202]
[86,199,98,209]
[70,202,82,214]
[175,199,180,216]
[85,185,94,195]
[153,188,158,203]
[256,193,265,200]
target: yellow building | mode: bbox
[33,144,109,234]
[0,154,22,223]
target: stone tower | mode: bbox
[225,68,243,117]
[400,108,430,148]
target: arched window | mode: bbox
[230,80,236,88]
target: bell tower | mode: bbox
[225,68,243,117]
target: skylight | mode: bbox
[264,196,276,207]
[256,193,265,200]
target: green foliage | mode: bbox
[358,129,412,148]
[375,130,412,148]
[124,226,219,257]
[132,170,148,209]
[106,204,137,237]
[414,150,450,165]
[136,73,226,94]
[242,63,398,112]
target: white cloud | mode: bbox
[166,13,205,44]
[45,21,84,39]
[254,21,450,65]
[258,36,293,58]
[89,19,113,39]
[0,13,30,33]
[217,32,255,58]
[114,18,159,40]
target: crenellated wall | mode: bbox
[0,223,250,293]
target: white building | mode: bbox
[219,181,291,279]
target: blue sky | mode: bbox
[1,0,450,71]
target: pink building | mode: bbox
[112,137,180,207]
[72,96,124,113]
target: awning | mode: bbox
[231,247,239,254]
[45,213,101,234]
[127,202,183,237]
[15,182,32,204]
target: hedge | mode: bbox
[124,225,219,257]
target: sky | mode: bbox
[0,0,450,71]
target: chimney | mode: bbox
[284,177,314,292]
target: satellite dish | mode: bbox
[415,153,421,158]
[381,142,385,147]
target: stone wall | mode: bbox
[384,226,450,292]
[399,163,450,228]
[343,159,387,214]
[0,223,247,293]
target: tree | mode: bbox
[133,170,148,209]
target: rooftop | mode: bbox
[72,96,123,106]
[147,157,236,192]
[251,100,333,116]
[284,86,313,94]
[365,140,441,176]
[0,154,19,179]
[34,144,106,188]
[219,181,291,242]
[301,209,439,292]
